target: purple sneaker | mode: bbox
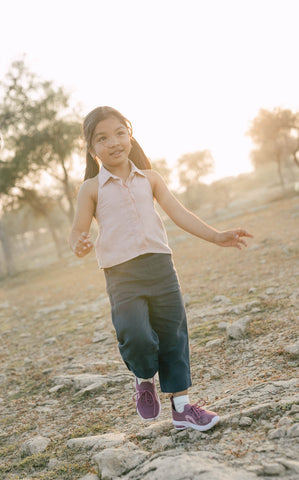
[171,396,220,431]
[134,378,161,421]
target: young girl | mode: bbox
[70,106,253,431]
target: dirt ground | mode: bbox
[0,194,298,479]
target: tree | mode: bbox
[0,58,82,266]
[176,150,214,207]
[247,108,299,188]
[177,150,214,190]
[151,158,171,185]
[0,58,82,221]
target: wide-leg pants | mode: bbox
[104,253,191,393]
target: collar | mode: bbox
[98,160,146,187]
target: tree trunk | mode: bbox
[45,216,63,259]
[60,158,75,223]
[0,220,16,276]
[277,157,285,191]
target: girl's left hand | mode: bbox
[215,229,254,249]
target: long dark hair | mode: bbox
[83,106,151,180]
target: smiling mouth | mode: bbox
[111,150,123,157]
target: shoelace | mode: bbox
[189,399,206,418]
[133,389,158,416]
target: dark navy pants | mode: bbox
[104,253,191,393]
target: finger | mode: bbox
[238,230,254,238]
[239,238,247,247]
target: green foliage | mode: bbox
[151,158,171,184]
[247,107,299,186]
[0,58,82,220]
[177,150,214,190]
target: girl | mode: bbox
[70,106,253,431]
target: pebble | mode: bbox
[67,432,126,451]
[218,321,228,330]
[290,404,299,414]
[20,436,51,457]
[268,427,286,439]
[239,416,252,427]
[44,337,57,345]
[92,446,148,479]
[226,316,251,339]
[284,342,299,357]
[287,423,299,438]
[277,458,299,474]
[206,338,224,347]
[213,295,231,304]
[277,416,293,427]
[262,462,286,475]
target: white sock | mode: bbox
[173,395,189,413]
[137,377,153,385]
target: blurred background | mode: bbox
[1,0,299,277]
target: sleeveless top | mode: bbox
[94,160,172,268]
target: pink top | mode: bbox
[94,161,172,268]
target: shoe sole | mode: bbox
[136,397,161,421]
[173,415,220,431]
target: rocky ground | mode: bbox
[0,194,298,479]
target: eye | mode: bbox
[98,136,106,143]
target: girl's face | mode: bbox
[90,116,131,170]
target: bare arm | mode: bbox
[69,179,97,257]
[146,170,253,249]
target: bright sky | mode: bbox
[1,0,299,182]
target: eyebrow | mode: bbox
[94,126,127,137]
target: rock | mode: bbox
[219,413,241,426]
[268,427,286,439]
[248,287,257,294]
[213,295,231,304]
[49,384,65,393]
[277,416,293,427]
[290,404,299,414]
[226,316,252,339]
[92,446,148,480]
[21,436,50,457]
[48,458,64,469]
[0,302,10,309]
[206,338,224,347]
[138,420,172,439]
[78,474,99,480]
[36,302,68,315]
[42,368,53,375]
[287,423,299,437]
[92,332,110,343]
[284,342,299,357]
[151,436,173,451]
[44,337,57,345]
[246,465,264,475]
[67,432,126,451]
[218,321,228,330]
[183,294,191,307]
[239,416,252,427]
[277,458,299,473]
[262,462,286,475]
[265,287,276,295]
[53,373,131,391]
[120,451,258,479]
[210,367,225,379]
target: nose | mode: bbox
[107,135,120,147]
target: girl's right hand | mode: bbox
[74,232,94,257]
